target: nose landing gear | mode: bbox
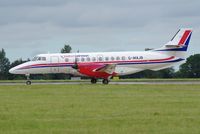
[25,74,31,85]
[26,80,31,85]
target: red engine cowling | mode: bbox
[77,63,116,79]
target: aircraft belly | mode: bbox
[134,63,173,71]
[115,62,174,75]
[29,68,50,74]
[148,63,175,71]
[115,65,144,75]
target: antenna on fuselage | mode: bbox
[145,48,154,51]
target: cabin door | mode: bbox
[50,56,59,73]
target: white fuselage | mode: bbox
[9,51,183,76]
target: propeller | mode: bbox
[72,50,79,69]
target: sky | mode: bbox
[0,0,200,62]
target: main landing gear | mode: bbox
[25,74,31,85]
[90,78,110,84]
[91,78,97,84]
[102,79,109,84]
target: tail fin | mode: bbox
[157,28,192,51]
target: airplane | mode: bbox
[9,28,192,85]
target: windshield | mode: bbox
[32,56,38,61]
[32,56,46,61]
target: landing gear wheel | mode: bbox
[91,78,97,84]
[26,80,31,85]
[102,79,109,84]
[25,74,31,85]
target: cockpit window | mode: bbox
[41,57,46,61]
[32,57,38,61]
[32,56,46,61]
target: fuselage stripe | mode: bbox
[17,56,183,70]
[178,30,191,46]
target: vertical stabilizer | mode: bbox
[155,28,192,58]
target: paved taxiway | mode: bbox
[0,81,200,85]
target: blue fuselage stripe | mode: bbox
[18,58,184,70]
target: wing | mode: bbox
[76,63,117,79]
[93,64,116,74]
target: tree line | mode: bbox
[0,45,200,80]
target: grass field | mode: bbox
[0,84,200,134]
[0,78,200,83]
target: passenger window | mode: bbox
[98,57,103,61]
[116,56,120,60]
[76,58,79,62]
[122,56,126,60]
[81,57,85,62]
[86,57,90,62]
[92,57,96,62]
[65,58,69,62]
[105,57,109,61]
[111,56,115,61]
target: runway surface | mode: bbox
[0,81,200,85]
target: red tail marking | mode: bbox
[178,30,191,46]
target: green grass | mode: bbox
[0,84,200,134]
[0,78,200,83]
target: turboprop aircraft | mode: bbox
[9,28,192,85]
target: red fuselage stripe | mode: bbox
[178,30,191,46]
[19,56,175,69]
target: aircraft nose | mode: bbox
[9,67,16,74]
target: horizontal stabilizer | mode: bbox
[165,45,186,48]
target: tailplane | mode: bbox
[149,28,193,71]
[156,28,192,51]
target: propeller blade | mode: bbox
[72,50,79,69]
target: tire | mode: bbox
[102,79,109,84]
[26,80,31,85]
[91,78,97,84]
